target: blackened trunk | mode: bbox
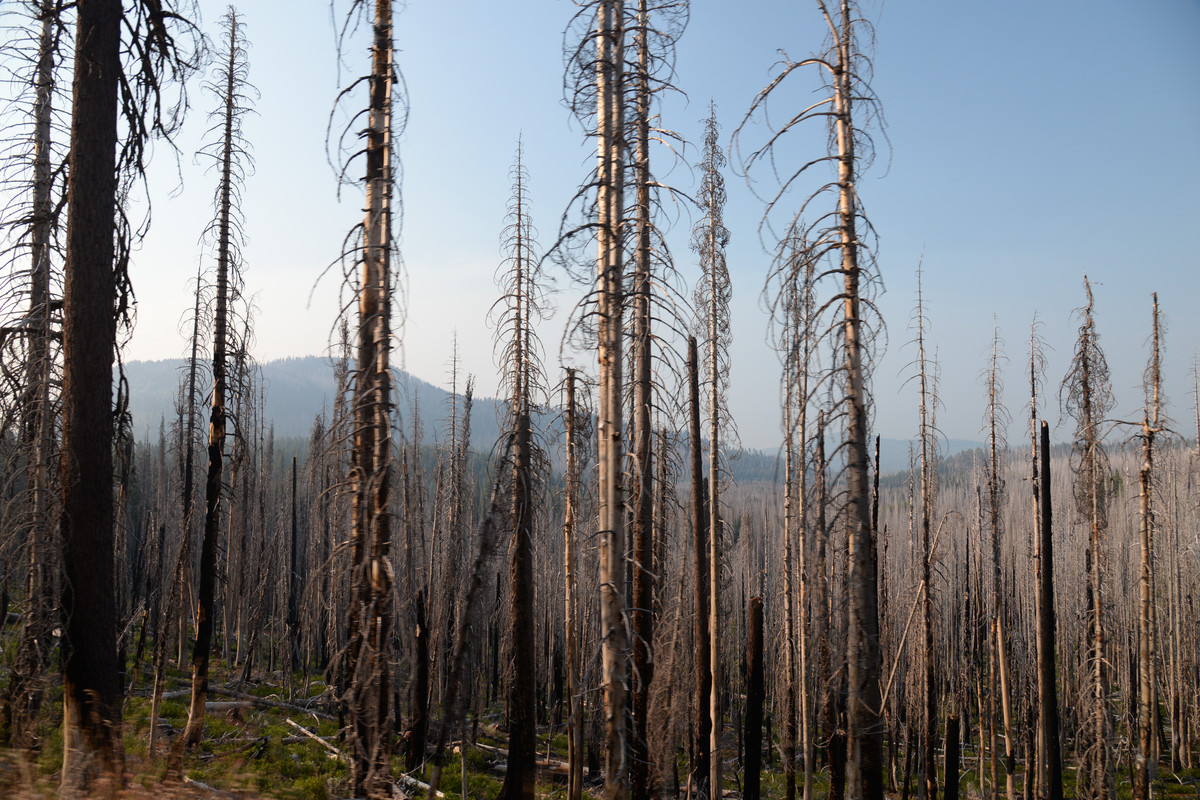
[743,597,764,800]
[1037,421,1062,800]
[630,4,655,797]
[407,591,429,770]
[499,413,537,800]
[944,713,959,800]
[59,0,124,790]
[184,11,241,746]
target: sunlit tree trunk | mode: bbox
[828,3,884,792]
[689,337,711,799]
[1133,295,1163,800]
[596,3,628,798]
[346,1,396,794]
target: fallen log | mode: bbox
[398,773,446,799]
[209,687,335,720]
[286,718,346,761]
[464,741,571,777]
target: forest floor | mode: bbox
[1,660,1199,800]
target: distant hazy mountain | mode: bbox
[123,355,504,450]
[124,356,980,479]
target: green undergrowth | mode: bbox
[3,657,1200,800]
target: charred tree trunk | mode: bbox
[629,6,655,799]
[945,712,960,800]
[289,456,301,674]
[59,0,125,789]
[497,142,540,800]
[1037,421,1062,800]
[406,590,429,771]
[743,596,764,800]
[184,10,245,745]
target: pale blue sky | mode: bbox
[124,0,1200,450]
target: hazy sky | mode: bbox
[122,0,1200,450]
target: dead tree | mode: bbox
[332,0,402,794]
[692,103,733,799]
[744,596,764,800]
[563,369,586,800]
[595,4,629,797]
[1060,277,1116,800]
[766,225,820,800]
[57,0,196,791]
[1132,294,1165,800]
[688,335,712,800]
[1028,316,1062,800]
[737,1,886,792]
[1036,419,1062,800]
[492,141,548,800]
[909,269,939,800]
[982,325,1015,800]
[0,0,68,755]
[184,6,254,746]
[627,3,691,793]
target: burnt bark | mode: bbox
[743,596,764,800]
[58,0,124,789]
[1037,421,1062,800]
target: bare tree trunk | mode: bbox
[1133,295,1163,800]
[596,4,628,799]
[5,0,61,754]
[564,370,584,800]
[1065,279,1115,800]
[630,6,655,798]
[914,273,937,800]
[814,410,840,799]
[945,712,960,800]
[497,142,540,800]
[184,10,245,745]
[1037,421,1062,800]
[782,320,799,800]
[689,337,712,800]
[743,596,764,800]
[346,1,396,794]
[830,3,884,793]
[796,279,814,800]
[59,0,125,790]
[289,456,300,676]
[984,329,1016,800]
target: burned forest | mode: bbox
[0,1,1197,799]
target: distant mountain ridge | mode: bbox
[123,355,504,450]
[123,356,982,479]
